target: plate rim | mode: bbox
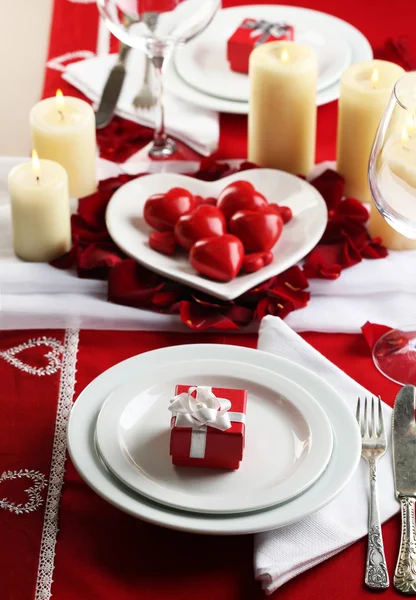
[68,344,361,535]
[95,359,334,514]
[165,4,373,112]
[105,168,328,301]
[174,7,352,102]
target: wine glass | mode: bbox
[96,0,221,159]
[368,71,416,385]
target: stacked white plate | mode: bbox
[165,4,373,113]
[67,344,361,534]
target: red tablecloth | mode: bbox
[4,0,413,597]
[1,329,402,600]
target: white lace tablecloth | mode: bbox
[1,157,415,331]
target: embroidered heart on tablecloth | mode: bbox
[0,470,47,515]
[0,337,64,376]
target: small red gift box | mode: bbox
[227,18,295,74]
[169,385,247,470]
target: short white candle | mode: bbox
[368,126,416,249]
[336,60,405,202]
[8,151,71,262]
[30,91,97,198]
[248,41,317,176]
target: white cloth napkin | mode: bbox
[254,315,399,595]
[63,51,219,157]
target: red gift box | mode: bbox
[227,18,295,74]
[170,385,247,470]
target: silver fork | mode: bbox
[132,11,159,110]
[356,396,389,589]
[133,55,155,110]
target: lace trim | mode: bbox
[34,329,79,600]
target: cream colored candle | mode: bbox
[8,152,71,261]
[30,91,97,198]
[248,41,317,176]
[336,60,404,202]
[368,127,416,249]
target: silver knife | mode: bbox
[393,384,416,594]
[95,42,131,129]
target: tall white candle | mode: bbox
[248,41,317,176]
[30,91,97,198]
[368,126,416,249]
[8,152,71,262]
[336,60,404,202]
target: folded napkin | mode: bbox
[63,51,219,157]
[254,315,399,595]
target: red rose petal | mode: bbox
[362,321,392,350]
[310,169,345,213]
[77,242,125,279]
[180,301,240,330]
[108,260,165,308]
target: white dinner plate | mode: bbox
[68,344,361,535]
[105,169,327,301]
[165,5,373,113]
[174,6,352,102]
[95,359,333,514]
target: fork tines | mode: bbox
[356,396,386,439]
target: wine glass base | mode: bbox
[372,327,416,385]
[117,139,203,175]
[149,138,177,159]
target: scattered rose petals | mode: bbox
[50,160,389,330]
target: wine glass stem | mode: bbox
[151,56,167,149]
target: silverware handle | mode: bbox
[365,458,389,589]
[394,496,416,594]
[143,55,151,84]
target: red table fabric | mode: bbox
[4,0,413,597]
[0,329,402,600]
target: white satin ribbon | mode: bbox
[169,386,232,431]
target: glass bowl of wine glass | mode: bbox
[368,70,416,385]
[96,0,221,159]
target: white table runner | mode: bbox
[1,157,415,331]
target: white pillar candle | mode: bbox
[336,60,404,202]
[30,91,97,198]
[8,152,71,262]
[248,41,317,176]
[368,127,416,249]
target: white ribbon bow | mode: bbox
[169,386,232,431]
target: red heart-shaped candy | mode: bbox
[243,251,274,273]
[189,234,244,282]
[174,205,226,250]
[148,231,177,256]
[262,204,293,224]
[217,180,268,221]
[195,195,217,207]
[229,209,283,252]
[144,188,195,232]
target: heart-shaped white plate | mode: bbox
[106,169,327,301]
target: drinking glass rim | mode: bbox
[394,70,416,111]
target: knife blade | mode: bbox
[95,43,131,130]
[392,385,416,594]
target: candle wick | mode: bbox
[58,110,64,121]
[36,176,40,183]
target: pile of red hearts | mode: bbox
[51,162,388,331]
[144,181,292,282]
